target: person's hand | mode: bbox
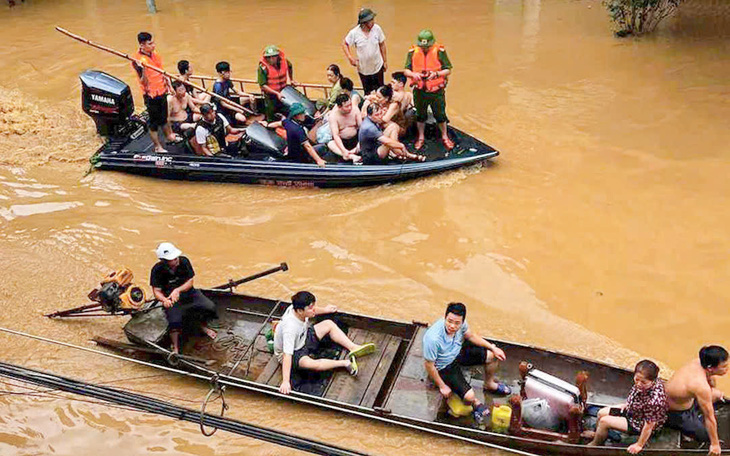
[169,289,181,304]
[410,72,422,83]
[276,92,284,101]
[382,61,388,71]
[439,384,452,398]
[316,158,326,167]
[709,443,721,456]
[348,56,358,67]
[491,346,507,361]
[322,304,337,314]
[427,71,439,80]
[161,297,173,309]
[290,80,298,87]
[627,443,643,454]
[279,381,291,395]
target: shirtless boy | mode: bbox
[167,80,200,133]
[328,93,361,162]
[665,345,728,455]
[384,72,414,137]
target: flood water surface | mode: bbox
[1,0,729,455]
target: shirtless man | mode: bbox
[167,80,200,133]
[384,71,414,136]
[328,93,361,162]
[665,345,728,455]
[177,60,210,104]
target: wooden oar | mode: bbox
[55,26,255,116]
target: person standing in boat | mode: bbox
[403,29,454,151]
[586,360,668,453]
[132,32,177,153]
[258,45,295,121]
[274,291,376,395]
[150,242,218,355]
[342,8,387,95]
[665,345,728,455]
[422,302,510,427]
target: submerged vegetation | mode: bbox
[604,0,684,36]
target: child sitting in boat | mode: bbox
[273,291,376,395]
[423,302,511,427]
[587,360,668,453]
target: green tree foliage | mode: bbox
[604,0,683,36]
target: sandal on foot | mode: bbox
[348,343,376,359]
[347,356,359,376]
[414,138,425,151]
[441,136,455,150]
[485,382,512,396]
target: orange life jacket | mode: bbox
[410,44,448,93]
[132,50,168,97]
[259,52,289,92]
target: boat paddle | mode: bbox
[55,26,255,117]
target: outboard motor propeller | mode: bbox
[80,70,135,137]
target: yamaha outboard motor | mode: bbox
[80,70,135,137]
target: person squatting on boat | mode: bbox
[150,242,218,355]
[190,103,245,157]
[212,61,255,125]
[274,291,376,395]
[587,360,668,454]
[358,103,424,165]
[258,45,296,121]
[342,8,387,95]
[423,302,511,426]
[403,29,454,151]
[665,345,729,456]
[265,103,327,166]
[167,80,200,134]
[132,32,178,153]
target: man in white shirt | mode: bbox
[273,291,376,395]
[342,8,387,95]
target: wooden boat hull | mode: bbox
[102,289,729,455]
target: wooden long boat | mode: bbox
[81,70,498,188]
[93,288,730,455]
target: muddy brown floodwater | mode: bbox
[1,0,729,455]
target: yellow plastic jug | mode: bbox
[491,404,512,433]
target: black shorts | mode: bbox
[164,289,218,332]
[619,409,642,435]
[292,326,322,369]
[170,110,195,134]
[341,135,358,151]
[358,67,385,95]
[144,94,168,131]
[438,340,488,399]
[666,402,710,442]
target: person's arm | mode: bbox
[193,127,214,156]
[287,60,295,85]
[428,49,453,81]
[379,37,388,71]
[280,353,293,394]
[424,360,451,398]
[169,277,193,303]
[381,101,399,124]
[402,51,421,83]
[695,386,721,455]
[342,33,358,67]
[328,115,349,156]
[464,329,507,361]
[314,304,337,315]
[225,124,244,136]
[167,94,174,117]
[264,120,283,129]
[186,95,200,114]
[377,134,406,152]
[303,141,326,167]
[152,287,173,308]
[627,421,656,454]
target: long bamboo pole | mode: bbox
[55,27,255,116]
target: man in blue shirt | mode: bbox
[212,61,254,125]
[265,103,327,166]
[423,302,511,425]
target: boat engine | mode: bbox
[88,267,147,314]
[80,70,138,137]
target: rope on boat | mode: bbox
[0,361,371,456]
[0,326,540,456]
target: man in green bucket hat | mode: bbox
[342,7,388,95]
[258,44,295,121]
[404,29,454,151]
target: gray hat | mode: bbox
[358,8,376,24]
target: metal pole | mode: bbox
[146,0,157,13]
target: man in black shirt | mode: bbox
[264,103,326,166]
[150,242,218,354]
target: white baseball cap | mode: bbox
[155,242,182,260]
